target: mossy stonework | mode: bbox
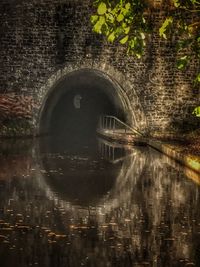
[0,0,199,137]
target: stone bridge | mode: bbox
[0,0,199,138]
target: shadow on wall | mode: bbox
[55,3,75,64]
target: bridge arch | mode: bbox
[37,67,147,137]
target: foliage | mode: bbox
[90,0,200,116]
[158,0,200,116]
[159,0,200,78]
[192,106,200,116]
[90,0,149,58]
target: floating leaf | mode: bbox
[97,2,107,15]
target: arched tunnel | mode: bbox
[39,69,129,149]
[37,69,132,205]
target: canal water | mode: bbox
[0,137,200,267]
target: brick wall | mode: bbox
[0,0,199,137]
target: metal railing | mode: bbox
[98,115,143,137]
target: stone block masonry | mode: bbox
[0,0,199,137]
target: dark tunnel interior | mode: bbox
[40,71,126,151]
[50,87,118,142]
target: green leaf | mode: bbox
[176,55,189,70]
[90,15,99,24]
[191,0,199,4]
[122,2,131,16]
[107,31,115,42]
[111,6,118,16]
[136,53,142,59]
[159,17,173,39]
[173,0,181,7]
[192,106,200,117]
[97,2,107,15]
[140,32,145,39]
[106,12,115,23]
[176,39,193,51]
[129,38,136,49]
[115,26,124,36]
[125,3,131,10]
[195,73,200,82]
[93,16,105,33]
[120,35,129,44]
[124,26,130,34]
[117,13,124,22]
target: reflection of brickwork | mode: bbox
[0,0,199,137]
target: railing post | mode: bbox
[99,115,143,137]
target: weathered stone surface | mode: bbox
[0,0,199,137]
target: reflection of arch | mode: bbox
[35,137,127,206]
[34,142,147,212]
[36,68,146,135]
[98,147,147,211]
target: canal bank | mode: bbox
[148,140,200,175]
[97,127,200,176]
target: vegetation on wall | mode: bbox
[90,0,200,116]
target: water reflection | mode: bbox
[36,137,131,206]
[0,138,200,267]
